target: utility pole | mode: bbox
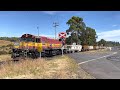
[53,22,59,39]
[37,26,39,37]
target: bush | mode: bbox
[6,44,13,47]
[8,50,12,54]
[0,51,8,55]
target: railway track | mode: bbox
[0,56,34,66]
[0,49,105,66]
[0,54,65,66]
[0,59,19,66]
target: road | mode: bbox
[68,47,120,79]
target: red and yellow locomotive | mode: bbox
[12,34,64,59]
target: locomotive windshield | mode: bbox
[20,37,41,43]
[20,38,35,42]
[20,34,41,43]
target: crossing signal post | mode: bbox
[58,32,67,56]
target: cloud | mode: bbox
[97,29,120,42]
[42,11,78,15]
[112,25,118,27]
[42,11,57,15]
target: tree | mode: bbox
[105,41,120,47]
[98,39,106,46]
[65,16,98,46]
[85,27,97,45]
[0,37,19,42]
[77,27,97,46]
[66,16,86,45]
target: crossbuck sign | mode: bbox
[58,32,67,39]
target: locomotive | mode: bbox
[11,34,65,59]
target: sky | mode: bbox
[0,11,120,42]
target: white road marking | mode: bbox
[78,52,117,65]
[108,60,120,71]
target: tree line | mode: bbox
[65,16,120,46]
[98,39,120,47]
[0,37,19,42]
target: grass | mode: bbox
[0,40,12,47]
[0,54,12,61]
[0,55,79,79]
[0,55,94,79]
[0,40,13,55]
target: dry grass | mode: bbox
[0,55,79,79]
[0,40,12,46]
[0,40,13,55]
[0,54,12,61]
[0,54,94,79]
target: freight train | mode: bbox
[11,34,66,59]
[11,33,107,59]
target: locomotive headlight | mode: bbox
[14,42,20,49]
[14,42,20,46]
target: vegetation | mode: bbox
[106,41,120,46]
[79,27,97,45]
[0,54,11,61]
[0,40,13,55]
[0,37,19,42]
[0,40,13,46]
[66,16,120,46]
[98,39,106,46]
[66,16,97,46]
[98,39,120,47]
[0,55,94,79]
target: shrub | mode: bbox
[6,44,13,47]
[0,51,8,55]
[8,50,12,54]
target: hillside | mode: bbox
[0,40,13,55]
[0,40,13,46]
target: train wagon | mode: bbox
[88,46,94,50]
[93,46,99,50]
[82,45,100,51]
[82,45,89,51]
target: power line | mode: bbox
[37,26,39,37]
[53,22,59,39]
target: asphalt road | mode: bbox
[68,47,120,79]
